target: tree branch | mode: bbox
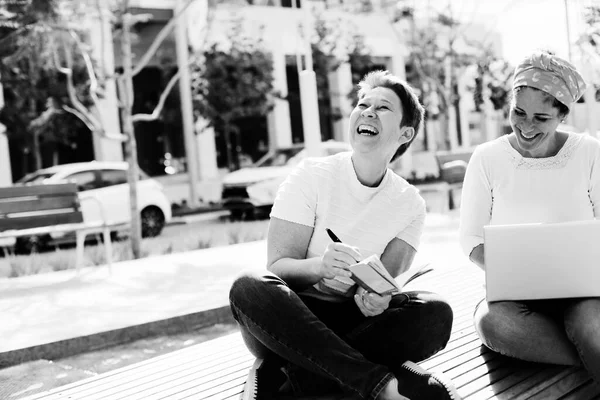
[132,68,181,122]
[131,2,216,124]
[121,0,197,80]
[69,30,101,103]
[62,104,95,131]
[56,41,104,134]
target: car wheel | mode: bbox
[141,206,165,238]
[15,234,50,254]
[229,209,245,221]
[255,205,272,220]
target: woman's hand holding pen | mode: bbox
[319,242,362,279]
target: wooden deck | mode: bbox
[22,263,599,400]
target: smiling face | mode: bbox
[348,86,414,163]
[509,87,565,158]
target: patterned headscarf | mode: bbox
[513,51,587,110]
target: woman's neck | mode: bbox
[351,153,388,187]
[509,130,569,158]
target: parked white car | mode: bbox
[221,140,351,219]
[16,162,172,242]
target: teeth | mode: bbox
[358,125,378,135]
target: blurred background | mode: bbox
[0,0,599,209]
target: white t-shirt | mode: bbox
[271,151,426,301]
[459,133,600,257]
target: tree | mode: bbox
[472,54,512,114]
[393,3,513,147]
[0,0,95,170]
[311,13,344,138]
[192,18,276,170]
[578,4,600,94]
[0,0,207,259]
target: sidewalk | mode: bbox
[0,211,463,369]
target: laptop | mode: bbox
[484,219,600,302]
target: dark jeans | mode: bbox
[229,271,454,400]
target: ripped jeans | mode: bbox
[229,271,453,399]
[474,297,600,385]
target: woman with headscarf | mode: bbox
[459,50,600,385]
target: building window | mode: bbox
[248,0,301,6]
[281,0,301,7]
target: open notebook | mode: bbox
[484,219,600,302]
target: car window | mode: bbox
[64,171,99,192]
[255,148,303,167]
[16,171,55,184]
[325,146,350,156]
[100,169,128,187]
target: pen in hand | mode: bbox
[325,228,353,278]
[326,228,342,243]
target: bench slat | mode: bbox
[0,212,83,232]
[0,184,78,199]
[0,195,78,215]
[489,367,566,399]
[527,369,592,399]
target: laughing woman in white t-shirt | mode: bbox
[229,71,461,400]
[460,50,600,387]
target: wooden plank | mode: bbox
[442,351,500,380]
[458,365,523,399]
[0,212,83,231]
[0,183,78,199]
[0,195,78,215]
[489,367,568,399]
[559,381,600,400]
[527,369,593,400]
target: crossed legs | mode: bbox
[229,271,453,399]
[474,297,600,385]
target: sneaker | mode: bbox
[240,358,287,400]
[395,361,462,400]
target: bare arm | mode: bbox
[380,237,417,278]
[267,217,358,291]
[469,243,485,270]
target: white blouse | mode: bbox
[459,133,600,257]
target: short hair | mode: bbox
[357,70,425,162]
[513,86,570,118]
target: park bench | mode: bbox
[0,183,124,270]
[435,149,474,186]
[435,148,474,210]
[20,260,599,400]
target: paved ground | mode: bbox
[0,323,240,400]
[0,210,464,399]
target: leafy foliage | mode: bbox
[398,6,513,122]
[472,56,513,113]
[192,19,276,169]
[311,13,344,123]
[0,0,95,171]
[310,13,377,124]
